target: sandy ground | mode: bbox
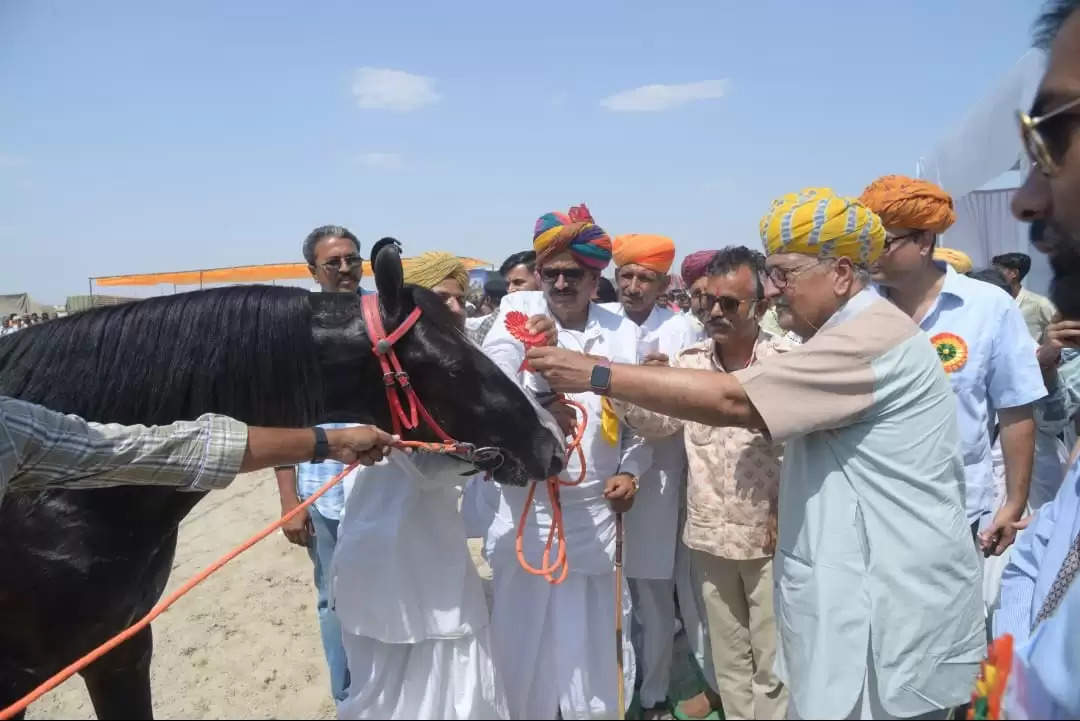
[28,470,341,720]
[24,471,697,720]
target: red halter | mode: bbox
[360,293,454,441]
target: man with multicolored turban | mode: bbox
[861,174,1045,563]
[602,232,700,718]
[476,203,650,719]
[525,186,985,719]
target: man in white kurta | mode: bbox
[605,233,701,716]
[333,453,509,720]
[478,207,649,719]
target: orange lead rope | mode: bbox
[514,398,587,584]
[505,311,590,585]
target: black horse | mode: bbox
[0,245,561,719]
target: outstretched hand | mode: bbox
[527,346,601,393]
[325,426,399,466]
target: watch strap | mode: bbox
[311,426,329,464]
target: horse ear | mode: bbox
[371,237,404,312]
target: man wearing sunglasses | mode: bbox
[274,224,365,703]
[993,3,1080,719]
[478,205,649,720]
[621,246,789,720]
[861,176,1045,560]
[527,187,984,720]
[604,233,701,719]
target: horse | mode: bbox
[0,243,562,719]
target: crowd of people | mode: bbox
[0,312,52,335]
[3,1,1080,719]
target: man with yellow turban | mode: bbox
[604,233,701,718]
[526,186,985,719]
[861,174,1045,565]
[403,251,471,330]
[476,204,649,720]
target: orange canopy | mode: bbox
[94,258,491,288]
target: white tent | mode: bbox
[915,49,1051,294]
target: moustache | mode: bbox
[706,318,734,331]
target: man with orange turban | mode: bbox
[605,233,701,717]
[861,174,1045,562]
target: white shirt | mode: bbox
[601,302,702,578]
[478,291,652,576]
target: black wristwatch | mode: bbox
[311,426,329,464]
[590,361,613,395]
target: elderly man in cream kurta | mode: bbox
[526,188,984,720]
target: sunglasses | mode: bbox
[540,267,586,284]
[1018,95,1080,176]
[317,255,363,273]
[701,294,761,316]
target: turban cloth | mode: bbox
[759,187,886,265]
[533,203,613,271]
[858,174,956,233]
[934,247,973,274]
[403,251,470,291]
[681,250,718,287]
[613,234,676,274]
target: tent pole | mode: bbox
[88,278,94,302]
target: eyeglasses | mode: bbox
[701,294,762,316]
[766,260,828,290]
[884,231,920,252]
[540,267,586,285]
[317,255,363,273]
[1018,95,1080,176]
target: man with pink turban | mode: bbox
[681,251,719,330]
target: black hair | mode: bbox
[967,267,1014,295]
[302,225,361,266]
[1035,0,1080,48]
[594,276,618,303]
[706,245,767,297]
[992,252,1033,281]
[499,251,536,278]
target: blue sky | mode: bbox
[0,0,1040,304]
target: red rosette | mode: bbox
[505,311,547,372]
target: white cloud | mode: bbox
[600,79,729,112]
[351,67,441,111]
[356,152,403,170]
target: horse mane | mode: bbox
[0,285,324,427]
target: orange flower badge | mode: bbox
[931,332,968,373]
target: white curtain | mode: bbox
[916,50,1044,199]
[944,188,1052,295]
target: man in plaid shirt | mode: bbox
[0,395,395,504]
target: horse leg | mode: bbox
[0,665,42,721]
[80,624,155,721]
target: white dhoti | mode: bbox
[332,453,508,720]
[489,559,634,720]
[340,627,506,720]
